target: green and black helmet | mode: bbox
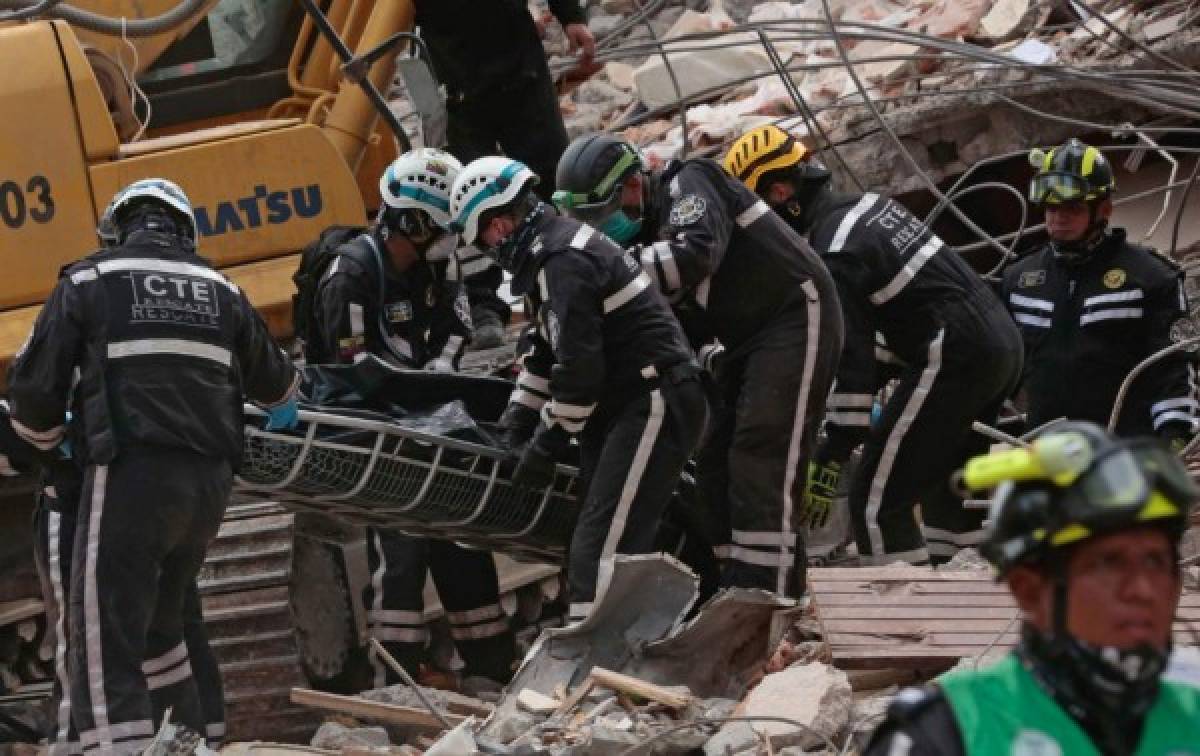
[554,135,641,212]
[963,421,1196,575]
[1028,138,1116,206]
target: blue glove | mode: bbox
[265,397,300,431]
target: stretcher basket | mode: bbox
[235,407,580,561]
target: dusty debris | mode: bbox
[517,687,562,714]
[310,722,391,750]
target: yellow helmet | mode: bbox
[722,124,810,193]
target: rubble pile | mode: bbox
[542,0,1198,189]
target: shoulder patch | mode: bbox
[669,194,707,227]
[1018,270,1046,288]
[1103,268,1126,289]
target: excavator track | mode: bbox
[198,503,317,743]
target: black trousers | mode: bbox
[364,531,516,684]
[697,282,843,597]
[68,450,230,754]
[849,298,1023,565]
[567,374,708,621]
[447,69,568,324]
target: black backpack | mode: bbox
[291,224,368,363]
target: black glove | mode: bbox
[512,425,571,490]
[497,402,539,451]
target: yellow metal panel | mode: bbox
[51,21,120,162]
[88,124,368,270]
[0,23,105,310]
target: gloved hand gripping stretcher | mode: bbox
[234,359,581,561]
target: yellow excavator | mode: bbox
[0,0,424,369]
[0,0,564,744]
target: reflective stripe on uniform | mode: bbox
[870,238,943,306]
[828,194,879,254]
[603,272,652,314]
[570,225,595,250]
[776,279,820,593]
[107,339,232,367]
[736,200,770,228]
[82,466,112,749]
[1083,289,1143,307]
[640,242,682,293]
[865,331,944,560]
[94,258,238,292]
[599,389,666,566]
[48,511,73,750]
[1080,308,1143,325]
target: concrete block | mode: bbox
[516,688,560,714]
[978,0,1034,42]
[738,662,853,749]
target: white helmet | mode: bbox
[449,157,538,247]
[379,148,463,230]
[98,178,197,245]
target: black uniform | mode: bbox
[806,192,1023,565]
[1001,229,1198,440]
[314,232,515,684]
[501,213,706,621]
[632,158,843,596]
[7,229,297,754]
[415,0,584,330]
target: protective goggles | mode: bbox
[1029,172,1092,205]
[967,434,1195,547]
[1051,440,1196,543]
[552,149,640,220]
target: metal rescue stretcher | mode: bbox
[236,407,580,561]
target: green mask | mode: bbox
[598,210,642,244]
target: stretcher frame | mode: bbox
[235,406,580,561]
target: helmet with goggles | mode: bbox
[554,133,646,244]
[963,421,1196,576]
[1028,138,1115,207]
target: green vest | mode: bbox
[939,653,1200,756]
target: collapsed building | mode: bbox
[2,0,1200,753]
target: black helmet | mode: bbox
[553,134,646,243]
[963,421,1196,576]
[1028,138,1116,207]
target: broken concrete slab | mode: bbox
[481,555,791,743]
[736,662,853,750]
[517,688,561,715]
[632,11,766,110]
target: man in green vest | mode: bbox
[866,421,1200,755]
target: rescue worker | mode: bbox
[450,156,707,622]
[553,133,843,597]
[413,0,596,350]
[866,421,1200,754]
[723,124,1024,566]
[1002,138,1198,446]
[313,149,516,686]
[7,178,299,754]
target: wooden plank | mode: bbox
[590,667,693,709]
[810,581,1010,595]
[825,619,1026,633]
[289,688,463,731]
[820,607,1023,620]
[809,568,993,581]
[815,593,1019,607]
